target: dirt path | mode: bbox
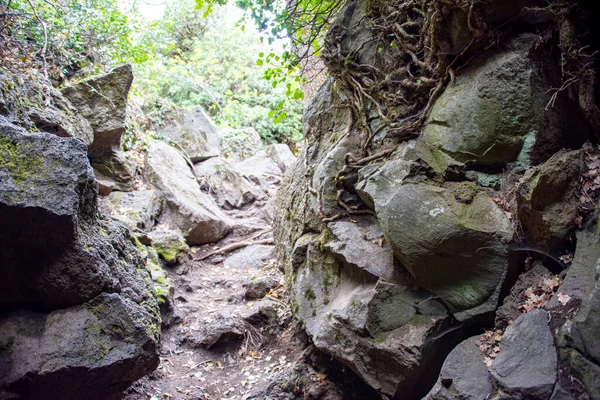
[123,196,310,400]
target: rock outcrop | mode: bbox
[62,64,133,158]
[273,0,597,398]
[159,105,222,162]
[62,64,136,192]
[145,139,231,245]
[0,72,93,144]
[0,116,160,399]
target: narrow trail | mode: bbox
[124,194,308,400]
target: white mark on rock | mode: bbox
[429,207,444,217]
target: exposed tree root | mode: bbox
[193,231,274,261]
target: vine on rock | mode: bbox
[311,0,599,224]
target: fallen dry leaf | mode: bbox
[557,292,572,306]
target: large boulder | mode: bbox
[0,292,159,400]
[0,117,160,398]
[62,64,133,158]
[194,157,263,209]
[359,172,513,320]
[419,34,588,169]
[288,233,453,398]
[0,72,93,145]
[549,224,600,399]
[273,2,593,397]
[145,139,231,245]
[236,150,284,190]
[102,189,163,231]
[517,150,582,251]
[0,116,99,308]
[490,309,557,399]
[159,105,222,162]
[425,335,493,400]
[274,80,461,399]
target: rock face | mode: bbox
[145,139,231,245]
[92,149,137,192]
[0,117,160,399]
[547,224,600,399]
[0,293,158,400]
[0,115,98,308]
[159,105,222,162]
[425,335,493,400]
[517,150,582,250]
[491,309,557,399]
[272,0,595,397]
[0,72,93,145]
[367,181,513,320]
[419,34,588,169]
[62,64,133,158]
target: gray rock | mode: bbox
[491,309,557,399]
[0,72,93,145]
[159,105,222,162]
[0,117,101,308]
[549,384,574,400]
[224,245,275,270]
[102,189,162,230]
[244,276,278,300]
[0,117,160,397]
[222,127,263,161]
[186,313,244,349]
[145,139,231,245]
[194,156,263,209]
[419,34,588,169]
[273,79,459,398]
[265,143,296,173]
[235,150,284,189]
[243,297,281,325]
[0,116,96,251]
[545,223,600,399]
[62,64,133,158]
[547,227,600,311]
[92,150,137,192]
[560,347,600,399]
[325,217,397,281]
[0,292,159,400]
[425,335,493,400]
[147,229,188,266]
[565,277,600,376]
[372,182,513,320]
[96,173,116,197]
[289,234,451,398]
[517,150,582,251]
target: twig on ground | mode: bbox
[193,233,274,261]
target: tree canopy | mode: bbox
[0,0,316,144]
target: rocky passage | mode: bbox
[3,0,600,399]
